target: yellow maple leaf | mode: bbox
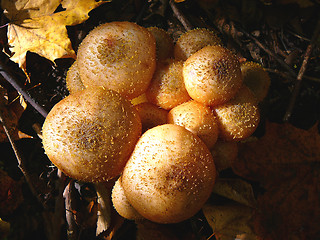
[3,0,108,72]
[1,0,61,21]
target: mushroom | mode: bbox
[121,124,216,224]
[135,102,168,132]
[174,28,222,61]
[212,85,260,141]
[111,176,143,220]
[77,21,156,99]
[147,27,174,62]
[167,100,219,149]
[42,87,142,182]
[183,45,243,106]
[240,61,271,102]
[65,61,85,94]
[146,59,191,110]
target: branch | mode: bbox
[169,0,194,31]
[283,18,320,121]
[0,57,48,118]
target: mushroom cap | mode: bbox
[213,85,260,141]
[147,27,174,62]
[111,177,143,220]
[121,124,216,223]
[183,45,243,106]
[240,61,271,102]
[167,100,219,149]
[146,59,190,110]
[66,61,85,94]
[42,87,142,182]
[135,102,168,133]
[174,28,222,61]
[77,21,156,99]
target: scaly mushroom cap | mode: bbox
[174,28,222,61]
[240,61,271,102]
[42,87,142,182]
[66,61,85,94]
[111,177,143,220]
[147,27,174,62]
[183,45,243,106]
[146,59,190,110]
[213,85,260,141]
[121,124,216,223]
[77,21,156,99]
[167,100,219,149]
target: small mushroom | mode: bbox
[183,45,243,106]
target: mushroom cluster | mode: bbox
[42,22,270,224]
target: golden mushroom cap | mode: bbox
[174,28,222,61]
[146,59,191,110]
[183,45,243,106]
[135,102,168,133]
[121,124,216,224]
[167,100,219,149]
[240,61,271,102]
[42,87,142,182]
[77,21,156,99]
[111,177,143,220]
[213,85,260,141]
[147,27,174,62]
[66,61,85,94]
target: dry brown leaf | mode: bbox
[253,164,320,239]
[3,0,107,72]
[203,203,258,240]
[0,85,29,142]
[233,121,320,183]
[95,183,112,236]
[0,168,23,217]
[212,178,257,208]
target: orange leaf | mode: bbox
[232,121,320,183]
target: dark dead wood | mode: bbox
[169,0,193,31]
[283,18,320,122]
[0,57,48,118]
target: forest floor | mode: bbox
[0,0,319,239]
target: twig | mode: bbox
[265,68,320,83]
[235,24,298,79]
[0,106,55,238]
[283,18,320,121]
[169,0,193,31]
[0,58,48,118]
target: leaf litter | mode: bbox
[0,0,320,239]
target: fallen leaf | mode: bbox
[212,178,257,208]
[95,182,112,236]
[233,121,320,239]
[0,218,10,239]
[3,0,108,72]
[0,168,23,217]
[0,85,30,142]
[203,203,258,240]
[253,164,320,240]
[233,121,320,183]
[1,0,61,21]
